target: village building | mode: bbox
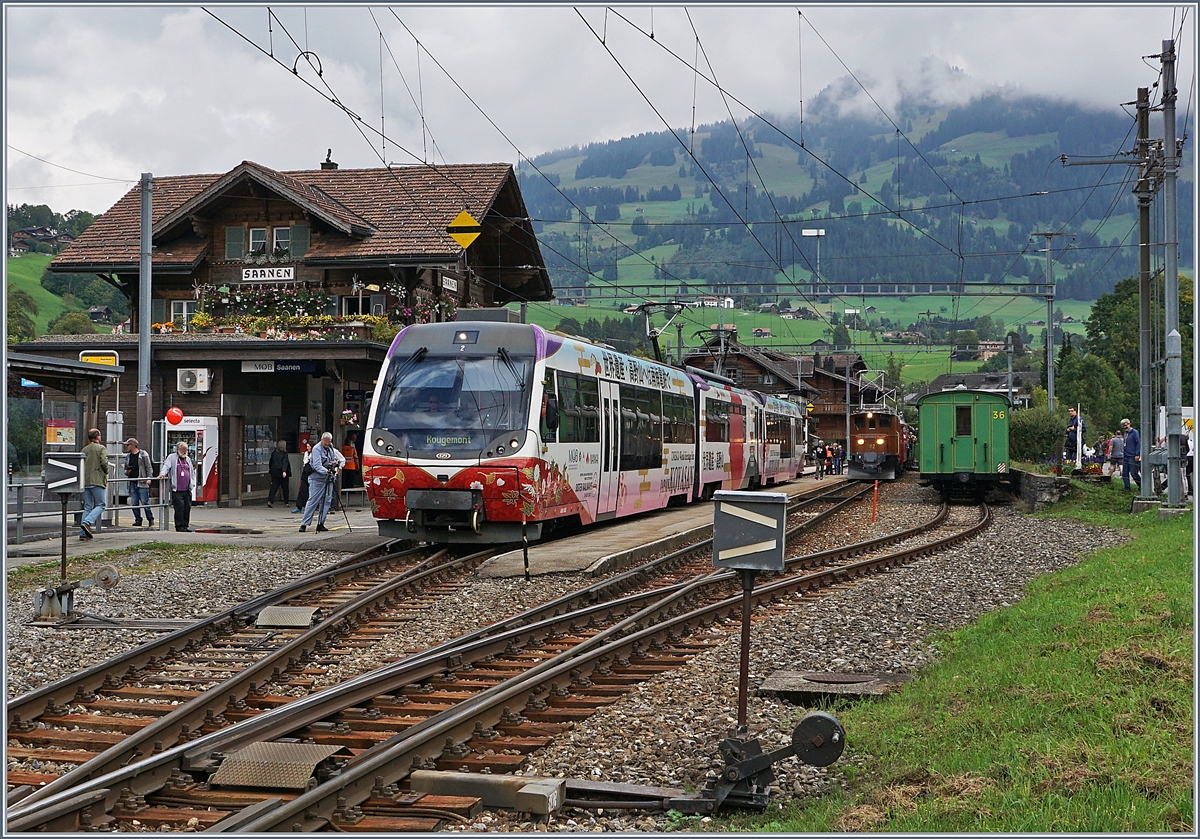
[20,156,552,506]
[681,332,885,444]
[909,372,1033,410]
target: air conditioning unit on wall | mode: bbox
[177,368,211,393]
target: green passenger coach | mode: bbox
[916,387,1011,498]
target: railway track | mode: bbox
[8,489,988,832]
[5,541,502,802]
[4,481,854,810]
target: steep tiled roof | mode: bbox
[51,161,519,271]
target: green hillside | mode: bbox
[6,253,67,335]
[519,91,1194,329]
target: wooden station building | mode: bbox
[20,157,552,506]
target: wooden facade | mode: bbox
[48,159,552,330]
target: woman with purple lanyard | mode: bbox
[159,441,195,532]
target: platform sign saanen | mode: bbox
[712,491,788,571]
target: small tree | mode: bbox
[1010,407,1066,464]
[48,311,97,335]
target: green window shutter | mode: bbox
[290,223,310,259]
[224,226,245,260]
[150,298,167,324]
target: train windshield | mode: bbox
[375,352,534,455]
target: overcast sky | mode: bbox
[4,3,1194,216]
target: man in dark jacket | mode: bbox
[123,437,155,527]
[1120,418,1141,491]
[267,440,291,508]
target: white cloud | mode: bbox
[4,3,1188,214]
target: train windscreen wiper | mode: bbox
[385,346,427,390]
[496,347,526,391]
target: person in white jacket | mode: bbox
[158,441,196,532]
[299,432,345,533]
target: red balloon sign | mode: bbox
[166,407,184,424]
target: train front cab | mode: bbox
[847,409,903,481]
[917,388,1009,497]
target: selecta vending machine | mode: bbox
[153,415,219,503]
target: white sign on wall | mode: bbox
[242,267,295,281]
[442,275,459,292]
[241,361,276,373]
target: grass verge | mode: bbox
[726,486,1193,833]
[6,543,246,592]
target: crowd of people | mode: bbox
[59,429,366,542]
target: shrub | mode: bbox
[1011,407,1066,462]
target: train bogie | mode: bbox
[916,387,1010,498]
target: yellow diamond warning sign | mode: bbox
[447,210,482,249]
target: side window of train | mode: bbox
[559,373,601,445]
[540,371,557,443]
[705,400,731,443]
[664,393,694,445]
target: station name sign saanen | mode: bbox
[242,267,295,281]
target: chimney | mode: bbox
[321,149,338,170]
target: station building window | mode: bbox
[248,227,267,255]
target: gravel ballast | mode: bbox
[5,483,1130,832]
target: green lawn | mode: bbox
[6,253,66,334]
[730,481,1193,833]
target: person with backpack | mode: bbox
[299,432,345,533]
[123,437,155,527]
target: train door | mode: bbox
[974,400,1005,471]
[597,380,621,518]
[951,401,975,471]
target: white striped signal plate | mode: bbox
[712,490,788,572]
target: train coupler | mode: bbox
[676,712,847,813]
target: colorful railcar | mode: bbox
[363,322,805,543]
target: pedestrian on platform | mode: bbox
[292,442,313,513]
[123,437,154,527]
[267,440,291,508]
[341,431,362,489]
[1120,418,1141,492]
[300,432,345,533]
[1065,406,1085,466]
[79,428,108,540]
[159,441,195,532]
[1106,431,1124,478]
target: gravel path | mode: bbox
[4,483,1130,833]
[5,547,334,700]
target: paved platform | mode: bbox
[5,501,383,571]
[7,468,845,575]
[478,469,839,579]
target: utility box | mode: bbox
[712,490,788,572]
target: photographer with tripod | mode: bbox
[299,431,345,533]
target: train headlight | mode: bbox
[876,437,886,445]
[856,438,865,446]
[510,438,521,449]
